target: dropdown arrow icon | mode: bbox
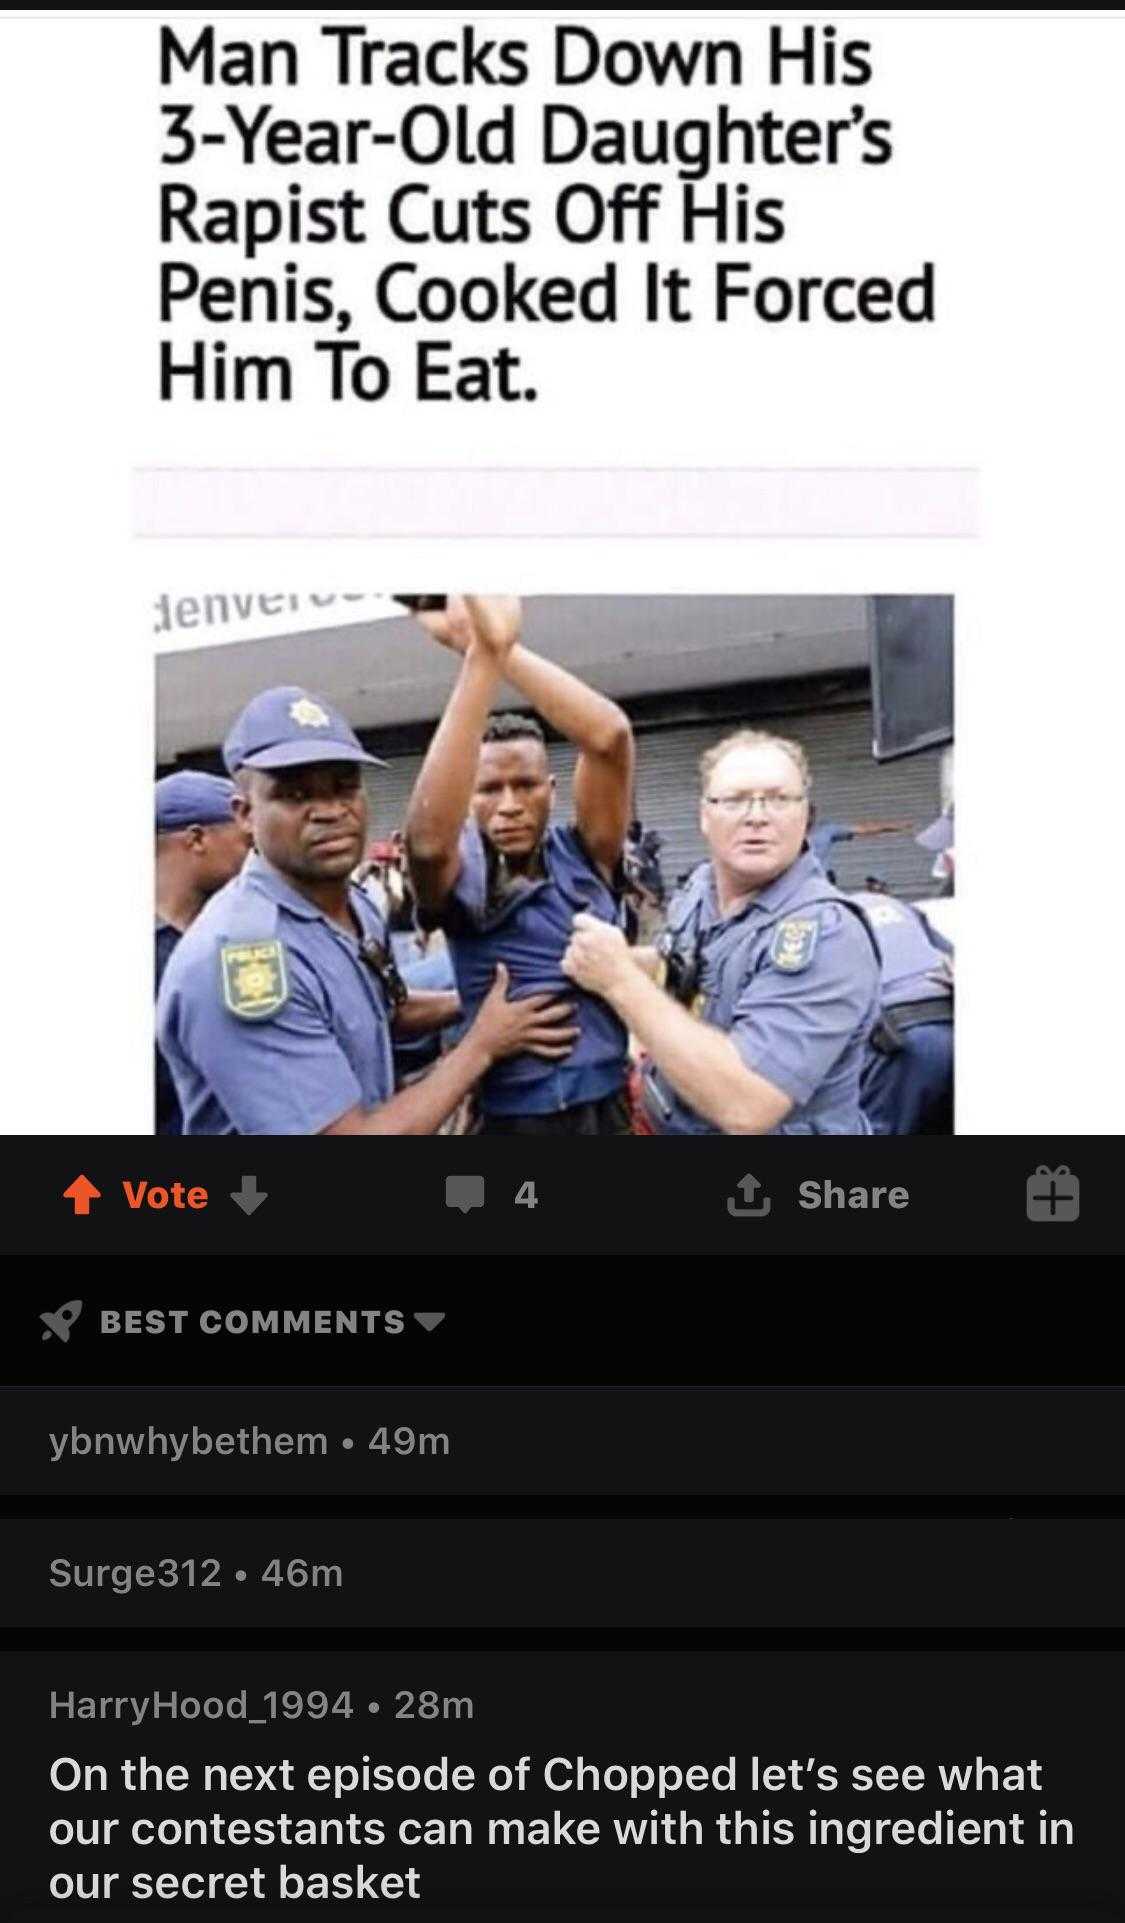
[231,1176,268,1217]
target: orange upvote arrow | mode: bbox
[63,1175,101,1217]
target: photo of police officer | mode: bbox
[561,729,883,1135]
[155,686,579,1135]
[403,596,636,1136]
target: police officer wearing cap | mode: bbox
[562,728,881,1135]
[154,771,251,1134]
[156,686,578,1136]
[404,597,635,1136]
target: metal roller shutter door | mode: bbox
[363,702,945,905]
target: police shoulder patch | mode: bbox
[770,916,819,974]
[220,940,289,1021]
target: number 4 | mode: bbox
[515,1181,538,1209]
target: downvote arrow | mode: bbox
[230,1176,268,1217]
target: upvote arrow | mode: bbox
[230,1176,268,1217]
[63,1175,101,1218]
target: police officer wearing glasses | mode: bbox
[562,729,881,1135]
[156,686,578,1135]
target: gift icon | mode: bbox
[1026,1166,1080,1224]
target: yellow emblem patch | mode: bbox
[220,941,289,1021]
[771,917,819,974]
[289,697,330,729]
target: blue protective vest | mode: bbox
[643,852,881,1136]
[442,822,628,1116]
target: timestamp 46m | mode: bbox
[48,1558,343,1594]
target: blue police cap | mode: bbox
[222,686,387,774]
[155,771,237,833]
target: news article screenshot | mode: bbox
[3,9,1123,1251]
[154,592,954,1140]
[1,1301,1122,1923]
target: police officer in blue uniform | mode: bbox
[404,597,636,1135]
[562,729,881,1135]
[156,686,578,1135]
[154,770,250,1134]
[852,889,954,1135]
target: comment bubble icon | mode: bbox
[446,1175,485,1216]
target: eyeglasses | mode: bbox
[704,791,807,820]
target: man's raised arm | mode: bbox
[408,596,634,880]
[497,637,634,879]
[403,597,520,915]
